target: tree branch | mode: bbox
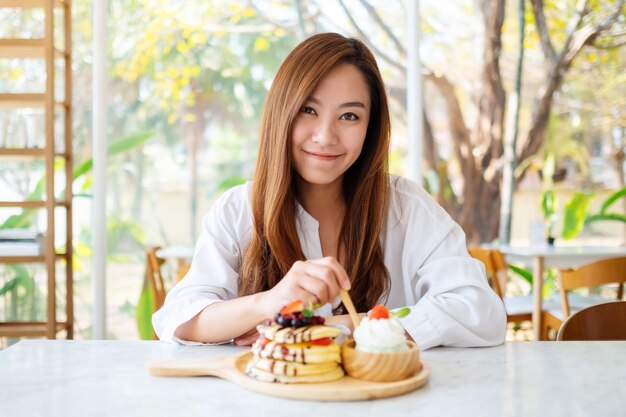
[357,0,407,58]
[336,0,406,74]
[530,0,558,66]
[422,109,437,174]
[562,0,623,67]
[591,38,626,49]
[423,70,472,175]
[559,0,592,65]
[594,0,625,32]
[518,0,624,169]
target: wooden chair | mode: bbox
[146,246,167,317]
[542,257,626,340]
[468,248,534,324]
[557,301,626,341]
[176,262,191,282]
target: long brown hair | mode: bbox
[239,33,391,312]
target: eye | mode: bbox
[340,112,359,121]
[300,106,316,115]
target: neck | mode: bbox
[296,178,344,221]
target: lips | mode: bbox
[304,150,342,161]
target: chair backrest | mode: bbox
[468,247,506,299]
[146,246,167,313]
[558,256,626,317]
[557,301,626,341]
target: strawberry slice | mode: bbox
[368,305,390,319]
[310,337,333,346]
[280,300,304,316]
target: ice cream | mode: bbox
[353,305,409,353]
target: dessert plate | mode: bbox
[148,351,430,401]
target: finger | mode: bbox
[238,327,258,338]
[234,333,258,346]
[234,329,259,346]
[300,262,339,302]
[309,257,351,290]
[297,273,329,306]
[274,279,321,310]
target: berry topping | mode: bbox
[279,300,304,316]
[368,305,390,320]
[273,300,326,329]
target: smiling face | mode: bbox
[290,63,371,192]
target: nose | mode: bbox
[311,119,338,146]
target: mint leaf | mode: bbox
[391,307,411,318]
[302,308,314,318]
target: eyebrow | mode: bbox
[306,96,366,109]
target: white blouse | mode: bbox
[152,176,506,350]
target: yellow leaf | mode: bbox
[183,113,197,122]
[9,68,24,80]
[189,32,208,46]
[166,68,179,78]
[167,113,177,124]
[254,37,270,52]
[176,41,189,54]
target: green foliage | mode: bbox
[135,270,155,340]
[217,176,247,192]
[508,264,557,299]
[73,132,154,181]
[110,1,294,128]
[1,132,154,231]
[541,189,558,237]
[561,187,626,240]
[0,132,154,323]
[599,187,626,214]
[541,189,556,219]
[562,191,593,239]
[106,215,147,260]
[508,264,533,286]
[0,265,42,321]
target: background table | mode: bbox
[499,245,626,340]
[1,340,625,417]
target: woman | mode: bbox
[153,33,506,350]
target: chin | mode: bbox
[298,172,344,187]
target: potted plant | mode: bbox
[541,189,558,245]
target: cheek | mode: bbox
[291,119,308,146]
[350,126,368,152]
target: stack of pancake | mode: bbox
[246,303,344,384]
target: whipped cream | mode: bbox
[353,316,408,353]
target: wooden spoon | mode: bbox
[339,288,361,330]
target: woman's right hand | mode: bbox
[258,256,351,317]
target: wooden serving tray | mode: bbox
[148,351,430,401]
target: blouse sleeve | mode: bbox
[151,186,250,344]
[393,182,507,350]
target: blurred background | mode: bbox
[1,0,624,343]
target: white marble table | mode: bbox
[499,245,626,340]
[1,340,625,417]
